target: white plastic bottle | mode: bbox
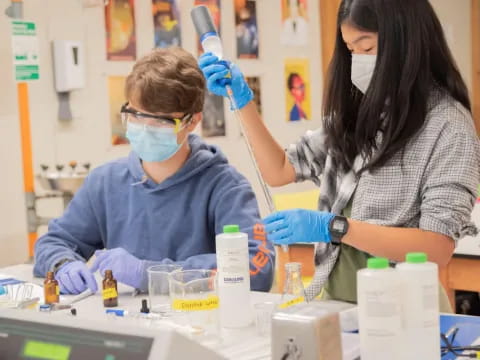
[357,257,403,360]
[216,224,252,328]
[396,252,440,360]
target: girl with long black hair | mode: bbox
[199,0,479,310]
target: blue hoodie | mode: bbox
[34,134,274,291]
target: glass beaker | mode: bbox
[279,262,307,309]
[169,270,220,341]
[147,264,182,314]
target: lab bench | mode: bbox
[0,264,360,360]
[2,263,479,359]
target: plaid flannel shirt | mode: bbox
[286,91,480,301]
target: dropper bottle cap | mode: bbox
[140,299,150,314]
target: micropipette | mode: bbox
[191,5,288,253]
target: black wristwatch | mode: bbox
[329,215,349,246]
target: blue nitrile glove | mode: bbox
[263,209,336,245]
[56,260,98,295]
[198,52,254,110]
[90,248,144,289]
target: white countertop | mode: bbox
[0,264,359,360]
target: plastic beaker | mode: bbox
[254,301,276,336]
[169,270,220,340]
[147,264,182,314]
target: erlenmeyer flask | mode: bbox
[279,262,307,309]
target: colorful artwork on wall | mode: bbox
[285,58,311,122]
[202,92,226,137]
[105,0,136,61]
[281,0,308,46]
[152,0,182,48]
[108,76,129,145]
[235,0,259,59]
[246,76,262,114]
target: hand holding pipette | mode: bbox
[191,6,288,253]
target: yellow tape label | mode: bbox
[278,296,305,309]
[102,288,118,299]
[172,295,219,312]
[55,286,60,296]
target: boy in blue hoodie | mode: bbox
[34,47,274,294]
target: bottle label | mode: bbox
[423,284,437,309]
[422,284,439,328]
[172,295,219,312]
[220,273,246,285]
[102,288,118,299]
[56,286,59,296]
[278,296,305,309]
[217,248,248,274]
[361,288,402,337]
[365,290,401,318]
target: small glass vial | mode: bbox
[279,262,307,309]
[44,271,60,304]
[102,270,118,307]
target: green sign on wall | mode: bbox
[11,21,40,81]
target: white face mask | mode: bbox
[351,54,377,94]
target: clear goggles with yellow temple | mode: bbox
[120,102,192,134]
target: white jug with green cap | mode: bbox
[216,224,252,328]
[396,252,440,360]
[357,257,403,360]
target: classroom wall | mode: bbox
[0,0,474,267]
[431,0,472,92]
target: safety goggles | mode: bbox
[120,102,192,134]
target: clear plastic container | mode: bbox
[169,269,219,341]
[147,264,182,314]
[357,257,403,360]
[216,224,252,328]
[396,252,440,360]
[253,301,276,336]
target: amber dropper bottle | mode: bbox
[44,271,60,304]
[102,270,118,307]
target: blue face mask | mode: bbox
[126,123,183,162]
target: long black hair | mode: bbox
[323,0,470,173]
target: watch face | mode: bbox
[332,219,346,233]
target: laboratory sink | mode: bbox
[36,173,87,194]
[36,162,90,194]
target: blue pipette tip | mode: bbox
[39,304,52,312]
[106,309,126,317]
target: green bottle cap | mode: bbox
[223,225,240,233]
[406,252,427,264]
[367,257,389,269]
